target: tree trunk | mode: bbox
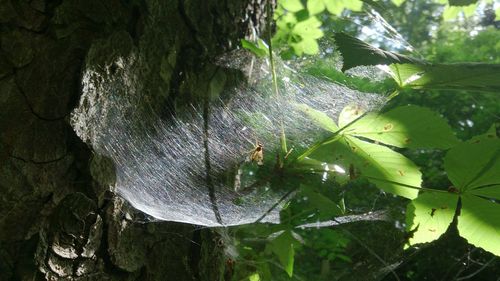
[0,0,267,280]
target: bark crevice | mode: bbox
[0,0,268,279]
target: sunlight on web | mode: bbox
[71,47,387,227]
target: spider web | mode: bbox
[70,50,386,226]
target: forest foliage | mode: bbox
[232,0,499,280]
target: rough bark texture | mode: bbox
[0,0,267,280]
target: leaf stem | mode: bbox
[267,0,288,156]
[296,111,369,162]
[387,89,400,100]
[363,176,451,194]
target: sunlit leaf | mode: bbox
[343,0,363,11]
[334,32,421,71]
[389,63,500,93]
[282,16,324,55]
[338,104,365,128]
[458,195,500,256]
[292,16,323,39]
[406,192,458,246]
[241,39,268,58]
[324,0,345,15]
[248,273,260,281]
[345,136,422,199]
[276,12,297,30]
[281,0,304,12]
[444,139,500,191]
[462,3,477,17]
[388,63,425,86]
[308,0,325,15]
[291,37,320,55]
[347,105,460,149]
[443,5,461,20]
[310,136,422,199]
[293,157,350,184]
[296,103,339,132]
[442,2,476,19]
[257,40,269,54]
[405,137,500,256]
[391,0,405,7]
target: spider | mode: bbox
[247,141,264,165]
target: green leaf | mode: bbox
[301,185,343,218]
[276,12,298,30]
[444,139,500,191]
[343,0,363,11]
[448,0,478,6]
[281,0,304,12]
[391,0,406,6]
[388,63,500,93]
[388,63,425,86]
[442,2,476,19]
[324,0,345,15]
[443,5,461,20]
[269,231,297,277]
[333,32,422,71]
[496,8,500,19]
[468,124,497,143]
[339,197,346,214]
[241,39,268,58]
[404,128,500,256]
[295,103,339,132]
[462,3,477,17]
[338,105,365,128]
[458,195,500,256]
[308,0,325,15]
[470,185,500,201]
[325,0,363,15]
[288,16,323,55]
[310,136,422,199]
[291,37,320,55]
[334,34,500,93]
[345,136,422,199]
[257,39,269,54]
[346,105,460,149]
[406,192,458,246]
[292,158,350,184]
[248,273,260,281]
[292,16,323,39]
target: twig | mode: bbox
[334,218,402,281]
[455,257,496,281]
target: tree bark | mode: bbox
[0,0,267,280]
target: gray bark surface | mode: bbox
[0,0,267,280]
